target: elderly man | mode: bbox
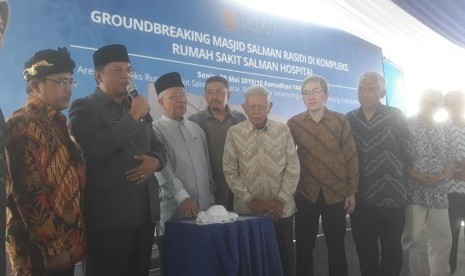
[223,85,300,276]
[153,72,213,231]
[70,44,166,276]
[6,48,85,276]
[402,90,456,276]
[444,90,465,274]
[188,75,246,210]
[347,72,415,276]
[288,75,358,276]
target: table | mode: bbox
[162,216,284,276]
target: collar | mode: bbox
[161,114,186,126]
[303,107,331,122]
[245,118,270,132]
[448,118,465,128]
[26,95,63,122]
[205,105,232,119]
[93,87,121,106]
[357,102,385,115]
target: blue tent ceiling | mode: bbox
[392,0,465,49]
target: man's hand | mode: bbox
[268,198,285,222]
[426,173,448,186]
[129,96,150,121]
[45,251,71,272]
[247,198,270,216]
[180,198,199,217]
[458,166,465,181]
[126,155,160,184]
[409,169,436,186]
[344,194,356,214]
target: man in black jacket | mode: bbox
[69,44,166,276]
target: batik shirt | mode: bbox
[223,119,300,217]
[407,116,459,209]
[347,104,415,208]
[288,109,359,204]
[6,96,86,275]
[447,121,465,194]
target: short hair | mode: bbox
[94,64,105,72]
[25,78,45,94]
[301,75,329,94]
[359,72,386,91]
[444,90,465,104]
[205,75,229,90]
[244,85,272,104]
[421,89,443,102]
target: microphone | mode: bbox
[126,83,153,123]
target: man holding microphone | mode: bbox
[70,44,166,276]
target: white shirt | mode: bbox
[153,115,214,232]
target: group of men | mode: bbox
[1,43,465,276]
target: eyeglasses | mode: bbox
[45,78,77,88]
[302,89,325,97]
[166,93,188,101]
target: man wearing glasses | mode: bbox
[69,44,166,276]
[287,75,359,276]
[153,72,214,234]
[5,47,85,276]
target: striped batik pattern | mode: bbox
[223,119,300,217]
[347,105,415,208]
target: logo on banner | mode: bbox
[222,8,237,31]
[222,7,274,39]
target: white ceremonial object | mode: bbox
[196,205,239,224]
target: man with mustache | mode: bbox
[6,47,85,276]
[223,85,300,276]
[69,44,166,276]
[153,72,214,232]
[189,75,246,211]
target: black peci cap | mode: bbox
[154,72,185,95]
[23,47,75,81]
[93,44,130,68]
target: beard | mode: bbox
[209,101,225,112]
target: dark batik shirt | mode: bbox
[347,104,415,208]
[6,96,86,275]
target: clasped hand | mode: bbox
[126,155,160,184]
[247,198,284,222]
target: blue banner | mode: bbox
[384,58,405,113]
[0,0,383,120]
